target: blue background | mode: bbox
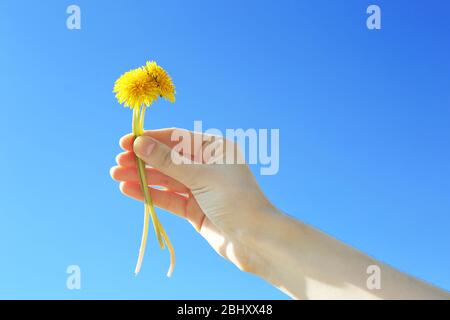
[1,0,449,299]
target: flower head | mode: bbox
[114,61,176,109]
[144,61,176,103]
[113,67,160,109]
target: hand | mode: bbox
[110,128,276,274]
[111,128,450,300]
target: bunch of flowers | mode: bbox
[113,61,176,276]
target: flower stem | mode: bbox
[137,157,165,249]
[132,105,175,276]
[158,221,176,277]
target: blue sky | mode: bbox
[0,0,449,299]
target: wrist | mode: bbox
[238,205,289,277]
[239,206,307,300]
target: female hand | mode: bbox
[111,128,450,300]
[110,128,276,275]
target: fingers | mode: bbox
[120,182,187,218]
[114,129,210,230]
[119,128,215,161]
[110,165,189,194]
[119,181,206,230]
[133,136,210,187]
[116,151,136,167]
[120,128,180,151]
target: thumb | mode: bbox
[133,135,201,187]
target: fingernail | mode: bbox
[134,136,156,157]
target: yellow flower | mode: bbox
[113,67,160,109]
[145,61,176,103]
[112,60,177,277]
[114,62,176,108]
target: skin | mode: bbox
[110,128,450,300]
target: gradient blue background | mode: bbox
[1,0,449,299]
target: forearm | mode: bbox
[245,209,450,300]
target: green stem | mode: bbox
[132,105,176,276]
[135,106,164,248]
[139,106,146,133]
[137,157,165,248]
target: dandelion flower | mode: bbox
[113,61,176,277]
[145,61,176,103]
[113,67,160,109]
